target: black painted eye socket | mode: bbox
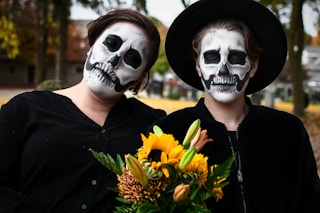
[124,48,142,69]
[204,50,220,64]
[103,34,123,52]
[228,50,246,65]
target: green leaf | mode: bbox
[206,154,236,190]
[189,185,201,200]
[116,154,125,170]
[137,202,161,213]
[214,154,236,179]
[89,148,124,175]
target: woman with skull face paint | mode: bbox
[150,0,320,212]
[0,9,165,212]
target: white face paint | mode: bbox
[83,22,150,98]
[197,28,251,102]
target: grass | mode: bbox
[0,97,8,106]
[1,95,320,175]
[136,96,320,115]
[2,95,320,114]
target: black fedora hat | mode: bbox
[165,0,287,94]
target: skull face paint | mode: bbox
[197,28,251,102]
[84,22,150,97]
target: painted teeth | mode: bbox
[211,76,236,85]
[92,63,117,84]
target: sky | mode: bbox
[70,0,189,27]
[70,0,318,36]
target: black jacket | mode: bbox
[0,91,166,213]
[151,98,320,213]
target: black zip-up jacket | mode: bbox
[151,97,320,213]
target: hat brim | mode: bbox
[165,0,287,94]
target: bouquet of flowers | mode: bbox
[89,119,235,213]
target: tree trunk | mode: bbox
[288,0,305,116]
[35,0,49,85]
[54,0,70,82]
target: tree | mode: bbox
[52,0,71,82]
[35,0,50,85]
[0,0,53,85]
[311,33,320,46]
[0,16,19,58]
[287,0,305,116]
[0,0,170,87]
[149,17,170,75]
[259,0,311,116]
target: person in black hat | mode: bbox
[150,0,320,212]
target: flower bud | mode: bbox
[182,119,201,148]
[153,125,163,136]
[190,129,212,152]
[125,154,149,187]
[173,183,190,202]
[178,147,196,170]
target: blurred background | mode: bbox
[0,0,320,175]
[1,0,320,114]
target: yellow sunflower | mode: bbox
[138,133,185,177]
[181,153,208,185]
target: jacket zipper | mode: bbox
[228,131,247,213]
